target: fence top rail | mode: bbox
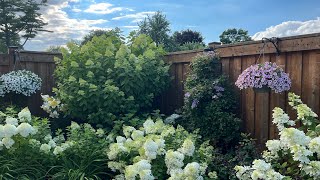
[20,50,62,56]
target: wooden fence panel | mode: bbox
[161,33,320,146]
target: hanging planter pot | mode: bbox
[235,62,291,93]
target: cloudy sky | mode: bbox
[24,0,320,51]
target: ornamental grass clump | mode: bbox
[0,70,42,96]
[235,93,320,179]
[107,118,218,179]
[235,62,291,93]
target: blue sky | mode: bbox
[24,0,320,50]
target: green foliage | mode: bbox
[172,29,204,45]
[178,42,206,51]
[46,45,63,53]
[138,11,171,48]
[80,28,124,46]
[179,52,241,147]
[0,0,50,48]
[54,34,170,127]
[219,28,252,44]
[211,133,259,179]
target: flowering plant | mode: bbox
[235,93,320,179]
[107,118,217,179]
[41,94,64,118]
[0,70,42,96]
[235,62,291,93]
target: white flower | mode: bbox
[0,125,4,138]
[40,144,51,153]
[272,107,295,131]
[29,139,41,147]
[296,104,318,125]
[2,137,15,149]
[123,126,136,138]
[143,119,156,134]
[53,146,64,155]
[44,134,52,141]
[18,108,32,122]
[266,140,282,152]
[290,145,312,164]
[164,114,181,124]
[184,162,201,179]
[116,136,126,143]
[16,123,35,137]
[3,124,17,137]
[48,140,56,148]
[5,117,18,126]
[309,137,320,155]
[143,139,158,160]
[301,161,320,176]
[108,143,128,160]
[165,150,185,175]
[131,130,144,140]
[96,128,105,137]
[252,159,271,171]
[139,169,154,180]
[280,128,311,147]
[178,138,195,156]
[70,121,80,130]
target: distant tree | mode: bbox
[80,28,124,46]
[137,11,171,47]
[172,29,204,45]
[46,45,63,53]
[0,0,50,50]
[219,28,252,44]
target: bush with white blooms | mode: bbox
[0,70,42,96]
[107,118,218,180]
[235,93,320,180]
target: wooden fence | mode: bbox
[0,47,60,115]
[160,33,320,145]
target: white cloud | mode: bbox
[253,17,320,40]
[71,8,81,12]
[23,0,111,51]
[112,11,155,23]
[122,25,139,30]
[84,3,124,14]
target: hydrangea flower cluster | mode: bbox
[41,94,64,118]
[0,108,36,150]
[107,118,216,179]
[0,70,42,96]
[235,62,291,93]
[235,93,320,179]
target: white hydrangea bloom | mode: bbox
[70,121,80,130]
[266,140,282,152]
[131,130,144,140]
[296,104,318,125]
[3,124,17,137]
[290,145,312,164]
[48,140,57,148]
[5,117,18,126]
[116,136,126,143]
[53,146,64,155]
[272,108,295,131]
[309,137,320,156]
[108,161,126,172]
[29,139,41,147]
[155,138,166,155]
[96,128,105,137]
[18,108,32,122]
[139,169,154,180]
[44,134,52,141]
[108,143,128,160]
[280,128,311,147]
[143,119,156,134]
[301,161,320,176]
[143,139,158,160]
[2,137,15,149]
[183,162,201,179]
[235,165,252,179]
[40,144,51,153]
[165,150,185,175]
[164,114,181,124]
[16,122,35,137]
[123,126,136,138]
[178,138,195,156]
[124,165,138,180]
[161,126,175,137]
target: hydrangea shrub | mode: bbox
[40,94,64,118]
[54,34,169,126]
[180,52,241,147]
[107,118,217,179]
[235,93,320,179]
[0,70,42,96]
[235,62,291,93]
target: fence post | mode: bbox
[8,46,19,70]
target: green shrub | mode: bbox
[54,34,170,127]
[179,52,241,148]
[107,117,218,179]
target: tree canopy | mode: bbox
[80,28,123,46]
[0,0,49,52]
[172,29,204,45]
[219,28,252,44]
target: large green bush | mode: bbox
[54,34,169,126]
[179,52,241,148]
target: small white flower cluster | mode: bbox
[41,94,64,118]
[235,93,320,179]
[0,70,42,96]
[0,108,36,150]
[107,118,210,180]
[38,134,73,155]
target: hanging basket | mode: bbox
[253,85,271,93]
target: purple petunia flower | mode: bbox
[191,99,199,109]
[235,62,291,93]
[185,92,191,98]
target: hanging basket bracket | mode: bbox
[262,37,281,56]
